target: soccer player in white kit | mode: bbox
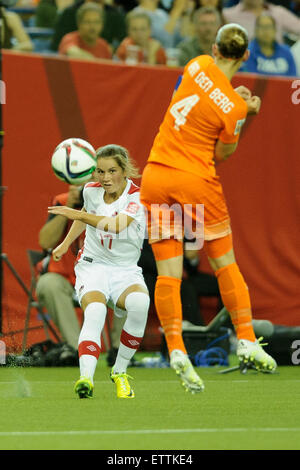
[49,144,150,399]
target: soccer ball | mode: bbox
[51,138,97,185]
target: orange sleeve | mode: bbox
[219,103,248,144]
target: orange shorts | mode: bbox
[140,162,231,245]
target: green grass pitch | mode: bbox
[0,356,299,450]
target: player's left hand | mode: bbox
[48,206,82,221]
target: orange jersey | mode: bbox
[148,55,248,179]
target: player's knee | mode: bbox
[124,292,150,336]
[125,292,150,315]
[209,251,236,273]
[152,239,183,262]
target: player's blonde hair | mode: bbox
[96,144,141,179]
[216,23,248,59]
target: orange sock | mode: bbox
[215,263,256,342]
[154,276,187,355]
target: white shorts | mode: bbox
[74,260,148,315]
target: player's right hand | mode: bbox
[52,243,69,262]
[246,96,261,115]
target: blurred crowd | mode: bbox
[2,0,300,76]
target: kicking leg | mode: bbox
[75,292,107,398]
[152,239,204,392]
[205,234,276,372]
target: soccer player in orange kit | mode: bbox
[140,23,277,393]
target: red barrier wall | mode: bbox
[1,51,299,350]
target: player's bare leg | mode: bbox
[111,285,150,398]
[153,240,204,393]
[205,235,277,373]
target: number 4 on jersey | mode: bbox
[170,94,200,130]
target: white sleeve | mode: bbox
[120,192,144,221]
[82,185,89,211]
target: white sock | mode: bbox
[78,302,107,383]
[113,292,149,374]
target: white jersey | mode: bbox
[77,179,145,267]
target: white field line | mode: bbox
[1,379,300,385]
[0,428,299,437]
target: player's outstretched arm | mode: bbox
[40,186,83,250]
[80,212,135,234]
[48,206,135,234]
[49,207,87,261]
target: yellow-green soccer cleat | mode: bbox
[237,337,277,373]
[110,370,135,399]
[74,376,94,399]
[170,350,205,393]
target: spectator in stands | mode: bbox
[116,11,167,65]
[158,1,199,38]
[291,0,300,17]
[177,0,225,39]
[51,0,126,51]
[156,1,224,44]
[176,6,222,66]
[115,0,138,12]
[35,0,58,29]
[223,0,300,43]
[199,0,224,17]
[35,0,74,28]
[2,7,33,51]
[241,14,297,76]
[132,0,188,48]
[269,0,300,18]
[36,185,83,351]
[58,3,112,60]
[291,39,300,74]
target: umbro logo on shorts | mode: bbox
[87,345,97,352]
[79,285,84,293]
